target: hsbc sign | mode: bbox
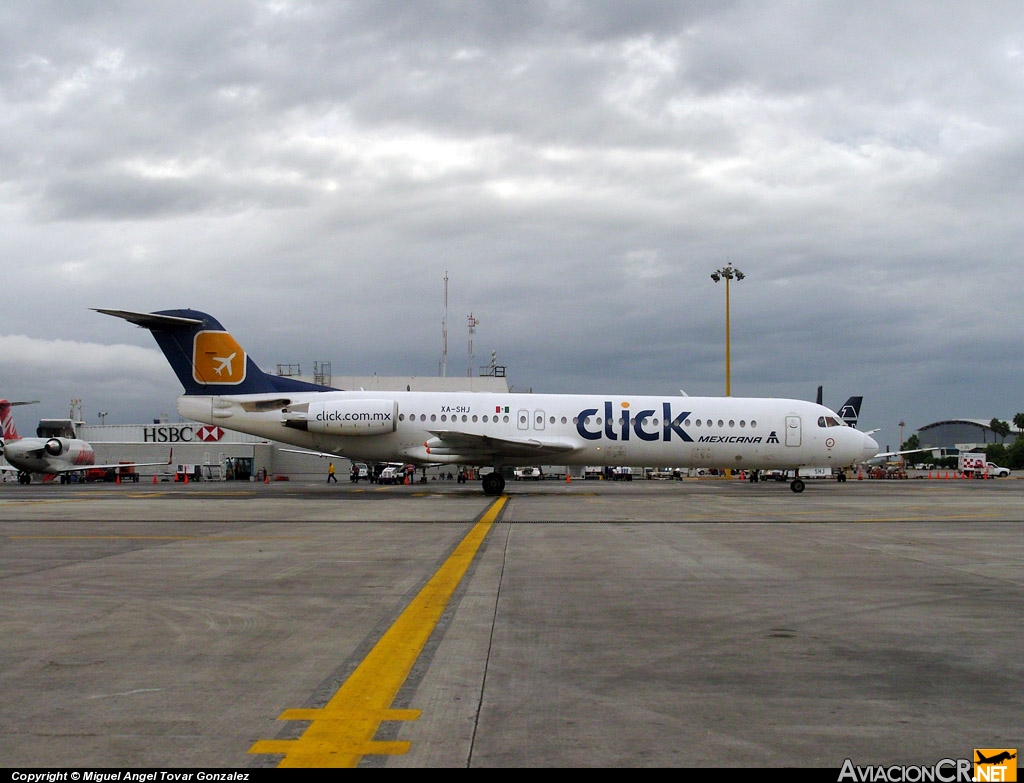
[143,425,224,443]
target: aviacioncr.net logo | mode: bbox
[838,758,972,782]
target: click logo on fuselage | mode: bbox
[575,401,693,442]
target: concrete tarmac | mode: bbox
[0,478,1020,767]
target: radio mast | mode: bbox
[439,271,448,377]
[467,313,478,377]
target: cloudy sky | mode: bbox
[2,1,1022,447]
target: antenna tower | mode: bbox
[467,313,478,377]
[439,271,448,377]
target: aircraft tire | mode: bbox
[790,478,805,493]
[482,473,505,496]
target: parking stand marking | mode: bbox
[249,495,507,767]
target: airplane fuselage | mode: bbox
[177,390,877,471]
[96,307,881,495]
[2,437,96,476]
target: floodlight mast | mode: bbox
[710,264,744,396]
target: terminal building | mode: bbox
[915,419,1014,452]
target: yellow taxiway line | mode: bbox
[249,495,507,767]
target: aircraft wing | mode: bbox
[75,459,172,473]
[871,448,929,459]
[424,430,578,461]
[279,448,340,459]
[0,459,172,475]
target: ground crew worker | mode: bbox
[327,462,337,483]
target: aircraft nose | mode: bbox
[861,433,879,461]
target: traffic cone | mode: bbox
[566,471,571,483]
[152,474,158,484]
[184,473,188,485]
[116,474,121,485]
[265,473,269,484]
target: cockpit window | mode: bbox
[817,416,843,427]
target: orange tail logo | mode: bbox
[192,331,247,385]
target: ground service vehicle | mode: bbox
[514,467,542,480]
[958,453,1010,478]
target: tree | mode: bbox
[901,433,920,451]
[989,418,1011,442]
[1013,413,1024,440]
[986,443,1009,465]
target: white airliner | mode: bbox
[96,308,879,494]
[0,400,167,484]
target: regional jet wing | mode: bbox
[70,458,172,473]
[424,431,578,461]
[0,457,172,475]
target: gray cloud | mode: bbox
[1,1,1022,440]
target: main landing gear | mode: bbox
[790,477,805,493]
[482,472,505,496]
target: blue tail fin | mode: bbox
[95,309,334,395]
[837,396,863,427]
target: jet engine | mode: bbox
[282,400,397,435]
[44,438,65,456]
